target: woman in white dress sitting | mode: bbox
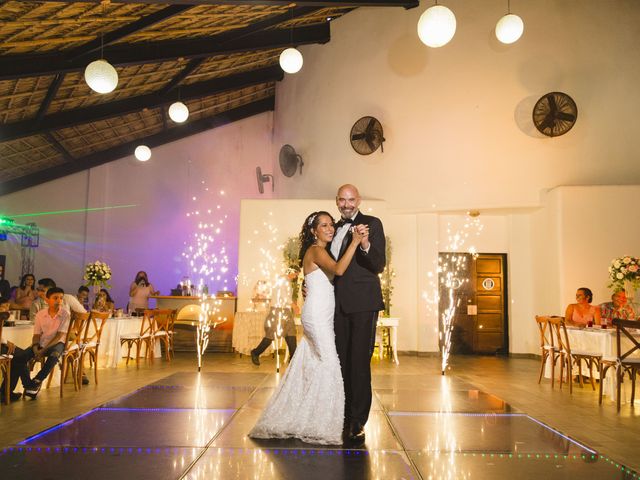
[249,211,367,445]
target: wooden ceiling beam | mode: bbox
[0,96,275,196]
[35,73,65,122]
[0,23,329,80]
[45,132,75,163]
[17,0,418,8]
[66,5,194,62]
[0,65,283,141]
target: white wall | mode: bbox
[273,0,640,208]
[0,112,274,306]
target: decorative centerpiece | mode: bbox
[84,260,112,290]
[608,255,640,300]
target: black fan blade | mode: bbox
[351,133,366,141]
[366,136,376,152]
[546,94,557,114]
[365,117,376,135]
[539,114,555,132]
[556,112,576,122]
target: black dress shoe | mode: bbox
[81,374,90,385]
[250,350,260,366]
[348,421,365,444]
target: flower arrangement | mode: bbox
[282,236,302,303]
[84,260,112,288]
[379,236,395,316]
[608,255,640,292]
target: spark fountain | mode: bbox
[437,214,483,375]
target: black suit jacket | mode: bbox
[332,211,386,314]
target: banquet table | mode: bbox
[544,325,640,402]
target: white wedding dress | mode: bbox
[249,268,345,445]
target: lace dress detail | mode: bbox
[249,268,345,445]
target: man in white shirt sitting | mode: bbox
[21,287,70,399]
[30,278,86,321]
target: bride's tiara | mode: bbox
[307,213,317,227]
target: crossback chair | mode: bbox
[151,309,175,361]
[0,312,12,405]
[78,310,110,386]
[535,316,559,386]
[40,312,90,398]
[599,318,640,411]
[120,309,155,367]
[548,316,603,393]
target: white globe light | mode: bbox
[495,14,524,44]
[168,101,189,123]
[84,59,118,94]
[417,5,457,48]
[279,47,303,74]
[134,145,151,162]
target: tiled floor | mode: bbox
[0,354,638,479]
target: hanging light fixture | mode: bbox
[84,60,118,94]
[84,6,118,94]
[417,4,457,48]
[168,101,189,123]
[279,47,303,74]
[279,8,303,74]
[495,10,524,44]
[134,145,151,162]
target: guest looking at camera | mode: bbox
[93,288,115,313]
[11,273,38,310]
[565,287,601,327]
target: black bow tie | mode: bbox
[336,217,354,229]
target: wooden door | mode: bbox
[473,254,508,354]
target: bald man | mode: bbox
[330,184,386,445]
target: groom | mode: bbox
[331,184,386,444]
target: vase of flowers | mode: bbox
[608,255,640,300]
[84,260,112,290]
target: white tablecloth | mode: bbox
[544,326,640,402]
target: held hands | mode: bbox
[352,224,370,250]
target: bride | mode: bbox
[249,211,366,444]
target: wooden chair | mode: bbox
[0,312,12,405]
[599,318,640,411]
[549,316,602,393]
[151,309,175,361]
[34,312,90,398]
[120,309,155,367]
[78,310,110,386]
[535,316,559,386]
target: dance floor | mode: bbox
[1,355,639,479]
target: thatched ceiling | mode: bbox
[0,0,418,195]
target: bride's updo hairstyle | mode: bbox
[299,211,334,261]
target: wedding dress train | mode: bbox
[249,268,345,445]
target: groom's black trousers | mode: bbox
[334,308,379,425]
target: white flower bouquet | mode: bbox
[608,255,640,292]
[84,260,112,288]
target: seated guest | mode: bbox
[93,289,115,313]
[0,301,28,402]
[565,287,601,327]
[600,290,638,326]
[21,287,70,399]
[30,278,86,321]
[76,286,90,311]
[11,273,38,311]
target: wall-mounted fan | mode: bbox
[350,116,385,155]
[532,92,578,137]
[279,144,304,177]
[256,166,274,194]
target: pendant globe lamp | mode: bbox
[134,145,151,162]
[495,4,524,45]
[84,59,118,94]
[279,47,303,74]
[417,3,457,48]
[168,101,189,123]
